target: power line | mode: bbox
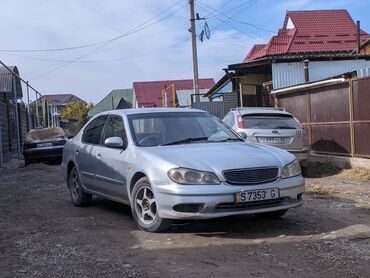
[28,2,186,80]
[4,43,181,63]
[0,0,183,53]
[3,30,165,63]
[205,0,256,20]
[198,0,274,37]
[203,0,234,19]
[196,1,264,43]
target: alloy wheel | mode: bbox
[70,169,80,202]
[134,186,157,225]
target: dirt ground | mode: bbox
[1,164,370,278]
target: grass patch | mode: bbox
[340,168,370,180]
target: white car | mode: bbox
[62,108,305,232]
[223,107,309,166]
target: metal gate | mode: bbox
[276,76,370,158]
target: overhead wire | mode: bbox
[4,43,182,63]
[0,0,182,53]
[198,0,274,37]
[27,1,186,80]
[196,1,265,43]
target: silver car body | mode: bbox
[223,107,309,166]
[62,108,305,220]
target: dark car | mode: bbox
[23,127,68,166]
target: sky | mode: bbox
[1,0,370,104]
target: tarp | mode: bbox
[25,127,65,142]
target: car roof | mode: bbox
[93,107,206,117]
[231,107,293,116]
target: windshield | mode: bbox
[242,114,300,129]
[128,112,241,147]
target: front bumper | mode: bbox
[153,175,305,220]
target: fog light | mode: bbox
[173,203,204,213]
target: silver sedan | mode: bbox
[62,108,305,232]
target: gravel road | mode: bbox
[1,164,370,278]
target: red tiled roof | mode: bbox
[133,78,215,107]
[244,9,370,62]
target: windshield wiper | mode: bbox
[163,137,209,146]
[210,138,242,142]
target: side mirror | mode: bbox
[238,131,248,140]
[104,137,124,148]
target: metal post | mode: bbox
[26,82,32,130]
[35,92,39,127]
[189,0,200,102]
[172,84,176,107]
[303,59,310,83]
[356,20,361,59]
[349,80,355,157]
[13,75,21,160]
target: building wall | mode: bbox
[235,74,272,107]
[272,60,370,89]
[360,43,370,55]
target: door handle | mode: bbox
[76,149,80,154]
[97,153,101,159]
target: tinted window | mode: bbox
[128,112,241,147]
[103,115,127,143]
[242,114,300,129]
[82,115,107,144]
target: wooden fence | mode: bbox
[276,76,370,158]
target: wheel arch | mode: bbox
[66,161,76,180]
[129,171,147,196]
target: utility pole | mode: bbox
[189,0,200,103]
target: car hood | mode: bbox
[137,142,295,179]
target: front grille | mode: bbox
[223,167,279,185]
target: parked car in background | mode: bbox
[62,108,305,232]
[23,127,68,166]
[223,107,309,167]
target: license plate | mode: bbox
[258,137,287,144]
[37,142,52,148]
[235,188,279,203]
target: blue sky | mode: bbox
[1,0,369,103]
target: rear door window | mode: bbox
[242,114,300,129]
[82,115,108,144]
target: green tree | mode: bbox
[61,101,94,125]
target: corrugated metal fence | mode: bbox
[0,100,33,164]
[276,76,370,157]
[192,92,238,119]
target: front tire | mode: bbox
[255,209,288,219]
[131,177,173,232]
[68,166,92,207]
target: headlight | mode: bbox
[282,159,301,178]
[168,168,220,185]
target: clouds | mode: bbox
[0,0,368,103]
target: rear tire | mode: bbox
[68,166,92,207]
[255,209,288,219]
[131,177,173,232]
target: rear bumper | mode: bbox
[23,146,64,161]
[152,175,305,220]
